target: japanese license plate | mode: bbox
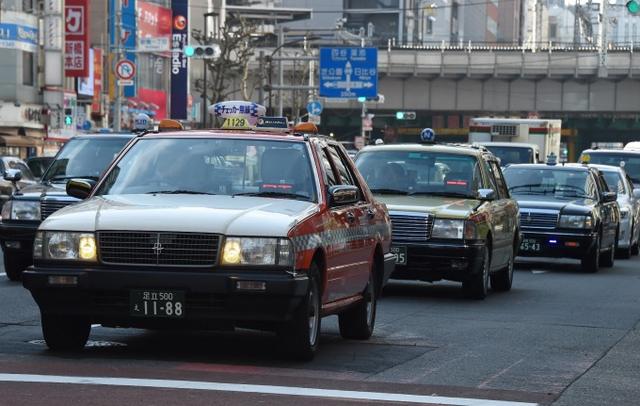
[520,238,542,252]
[130,290,185,318]
[390,246,407,265]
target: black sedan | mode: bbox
[503,163,620,273]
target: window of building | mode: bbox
[22,52,34,86]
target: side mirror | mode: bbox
[477,188,496,200]
[328,185,360,206]
[66,179,96,200]
[633,189,640,199]
[601,191,617,203]
[4,169,22,183]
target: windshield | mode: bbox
[601,171,626,195]
[483,146,534,166]
[355,150,481,198]
[96,138,317,202]
[582,153,640,184]
[503,167,597,199]
[43,137,131,182]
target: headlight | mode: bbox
[558,214,593,229]
[221,237,293,266]
[431,219,465,239]
[1,200,40,220]
[33,231,97,261]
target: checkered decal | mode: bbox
[292,223,390,252]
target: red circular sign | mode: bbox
[115,59,136,80]
[173,15,187,30]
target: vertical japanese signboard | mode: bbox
[92,48,103,114]
[109,0,137,96]
[64,0,89,77]
[170,0,188,120]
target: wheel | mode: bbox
[41,314,90,351]
[490,246,514,292]
[581,234,600,273]
[463,245,490,300]
[278,265,321,361]
[3,252,29,282]
[338,267,377,340]
[632,241,639,256]
[616,230,632,259]
[600,240,615,268]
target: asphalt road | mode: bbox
[1,253,639,406]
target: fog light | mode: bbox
[47,276,78,286]
[549,239,558,244]
[5,241,20,249]
[236,281,266,291]
[565,241,579,247]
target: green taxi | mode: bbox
[355,140,520,299]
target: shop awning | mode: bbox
[0,135,42,147]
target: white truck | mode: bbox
[469,117,562,165]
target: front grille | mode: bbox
[389,212,434,242]
[41,199,75,220]
[98,231,220,267]
[519,211,558,229]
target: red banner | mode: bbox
[138,87,167,120]
[65,0,89,77]
[92,48,103,113]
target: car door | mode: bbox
[483,158,511,270]
[593,170,618,248]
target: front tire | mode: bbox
[41,314,90,351]
[490,246,514,292]
[339,267,377,340]
[601,240,616,268]
[582,235,600,273]
[278,265,321,361]
[463,245,490,299]
[3,252,29,282]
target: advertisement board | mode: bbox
[78,48,95,96]
[0,11,38,52]
[137,1,172,52]
[109,0,137,96]
[170,0,189,120]
[92,48,103,113]
[64,0,89,77]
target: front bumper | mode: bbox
[23,266,309,329]
[517,229,597,259]
[0,220,39,255]
[390,240,485,283]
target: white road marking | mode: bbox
[0,373,538,406]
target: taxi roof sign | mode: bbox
[158,119,184,132]
[293,122,318,134]
[209,101,266,128]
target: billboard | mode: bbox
[137,1,172,52]
[64,0,89,77]
[170,0,189,120]
[92,48,104,113]
[0,11,38,52]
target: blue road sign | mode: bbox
[319,47,378,99]
[306,101,323,115]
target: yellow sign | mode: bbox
[581,154,590,164]
[222,116,250,129]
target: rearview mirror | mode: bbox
[66,179,96,200]
[3,169,22,183]
[328,185,360,206]
[601,191,617,203]
[477,188,496,200]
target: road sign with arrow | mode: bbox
[319,47,378,99]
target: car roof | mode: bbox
[475,142,538,149]
[358,143,484,156]
[586,163,624,173]
[141,129,311,143]
[505,163,590,171]
[581,149,640,155]
[72,133,136,140]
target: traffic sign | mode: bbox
[117,79,134,86]
[115,59,136,80]
[306,100,323,115]
[319,47,378,99]
[309,114,321,125]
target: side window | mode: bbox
[317,147,337,187]
[489,161,509,198]
[327,146,354,185]
[586,174,600,199]
[480,158,498,191]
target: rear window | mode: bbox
[582,152,640,184]
[483,146,534,166]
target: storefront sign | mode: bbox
[0,104,45,129]
[170,0,189,119]
[64,0,89,77]
[78,48,95,96]
[0,11,38,52]
[137,1,172,52]
[92,49,103,113]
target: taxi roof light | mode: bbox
[158,119,184,132]
[293,122,318,134]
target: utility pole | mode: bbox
[277,25,284,117]
[598,0,608,77]
[113,0,122,131]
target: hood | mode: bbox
[374,194,481,219]
[12,182,69,201]
[41,194,318,237]
[513,194,594,214]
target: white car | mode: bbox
[590,164,640,258]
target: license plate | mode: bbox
[390,246,407,265]
[520,238,542,252]
[130,290,185,318]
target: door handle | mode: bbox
[346,212,356,223]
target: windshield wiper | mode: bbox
[232,191,310,201]
[146,190,216,195]
[409,191,473,198]
[369,188,408,195]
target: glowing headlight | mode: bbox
[1,200,40,220]
[558,215,593,229]
[431,219,465,239]
[33,231,97,261]
[221,237,293,266]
